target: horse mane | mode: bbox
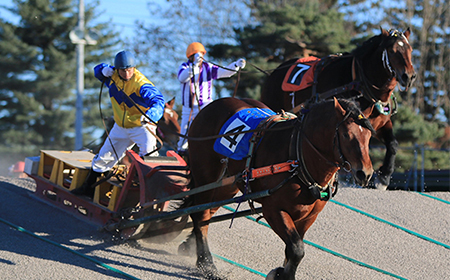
[308,99,376,134]
[350,33,383,59]
[351,29,404,60]
[338,99,376,134]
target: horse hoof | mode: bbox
[266,267,284,280]
[374,176,388,190]
[197,263,226,280]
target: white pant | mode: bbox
[177,104,210,151]
[92,123,158,173]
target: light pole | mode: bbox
[70,0,97,150]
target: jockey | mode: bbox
[176,42,246,154]
[71,50,165,198]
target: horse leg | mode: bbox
[374,125,398,190]
[191,207,226,280]
[264,210,304,280]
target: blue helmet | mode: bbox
[114,51,136,69]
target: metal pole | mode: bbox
[420,145,425,192]
[105,189,272,231]
[75,0,85,150]
[413,145,417,191]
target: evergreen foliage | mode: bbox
[208,0,354,99]
[0,0,119,173]
[0,0,447,176]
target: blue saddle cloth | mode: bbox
[213,108,276,160]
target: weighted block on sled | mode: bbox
[56,160,91,190]
[38,150,94,189]
[38,151,61,183]
[93,178,122,211]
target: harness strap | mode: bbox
[240,111,297,196]
[318,57,368,102]
[291,54,393,115]
[243,160,299,181]
[244,111,297,171]
[352,56,357,80]
[291,54,356,114]
[292,113,339,201]
[317,81,361,102]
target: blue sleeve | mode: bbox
[140,84,165,122]
[94,63,113,82]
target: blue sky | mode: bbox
[1,0,157,40]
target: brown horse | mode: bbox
[260,28,416,190]
[186,97,374,280]
[156,97,181,153]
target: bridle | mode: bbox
[298,31,409,117]
[361,30,411,114]
[293,108,368,200]
[332,111,356,172]
[382,49,396,78]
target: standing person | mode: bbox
[177,42,246,153]
[71,50,165,198]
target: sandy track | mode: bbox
[1,176,449,280]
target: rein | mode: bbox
[233,108,357,203]
[121,91,164,155]
[97,82,120,160]
[201,58,242,98]
[293,111,348,201]
[332,111,354,172]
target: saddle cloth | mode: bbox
[214,108,276,160]
[282,56,320,92]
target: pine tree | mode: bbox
[0,0,119,174]
[208,0,355,99]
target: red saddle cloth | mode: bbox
[282,56,320,92]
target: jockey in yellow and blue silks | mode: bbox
[71,50,165,198]
[94,53,164,128]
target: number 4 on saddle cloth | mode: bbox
[214,108,276,160]
[282,56,320,92]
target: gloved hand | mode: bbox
[140,115,150,125]
[193,52,203,66]
[235,58,246,69]
[102,66,114,77]
[178,64,194,82]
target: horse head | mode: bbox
[333,98,374,186]
[380,27,416,91]
[303,98,374,188]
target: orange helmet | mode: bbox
[186,42,206,58]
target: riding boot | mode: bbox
[70,170,102,198]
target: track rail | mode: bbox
[3,189,448,279]
[0,216,141,280]
[216,191,450,278]
[221,205,407,279]
[330,199,450,250]
[415,191,450,205]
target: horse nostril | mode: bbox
[402,73,409,83]
[405,72,417,83]
[355,170,371,187]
